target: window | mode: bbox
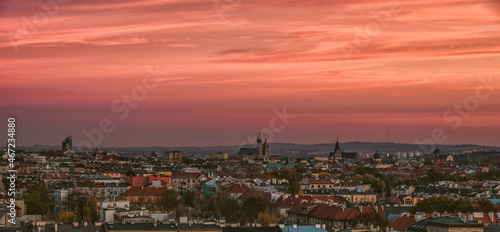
[135,181,139,185]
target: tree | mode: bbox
[58,211,75,223]
[131,196,148,205]
[161,189,179,211]
[182,156,195,164]
[220,198,241,222]
[475,199,497,212]
[362,174,386,193]
[126,170,136,176]
[24,183,52,215]
[82,198,99,222]
[243,197,266,221]
[318,172,332,180]
[184,191,196,208]
[416,195,458,213]
[255,212,279,225]
[64,190,89,221]
[454,198,474,213]
[285,169,301,195]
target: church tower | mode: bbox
[257,130,263,159]
[329,138,342,161]
[263,138,269,158]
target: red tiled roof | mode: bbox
[228,183,249,193]
[122,186,167,197]
[389,214,415,231]
[289,203,386,222]
[237,188,271,202]
[172,172,201,179]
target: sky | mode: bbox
[1,0,499,148]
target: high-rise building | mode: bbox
[62,136,72,151]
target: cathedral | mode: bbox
[328,138,359,162]
[237,131,270,162]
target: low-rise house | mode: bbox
[171,172,203,193]
[122,186,168,204]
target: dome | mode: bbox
[373,152,381,159]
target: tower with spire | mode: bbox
[257,130,263,159]
[329,138,343,161]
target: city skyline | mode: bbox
[1,0,500,147]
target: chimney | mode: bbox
[83,222,88,227]
[358,206,363,213]
[489,212,494,223]
[375,206,379,213]
[322,224,326,230]
[279,224,285,229]
[341,205,346,212]
[73,222,78,227]
[55,224,57,232]
[293,224,297,229]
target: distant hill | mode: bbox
[19,142,498,156]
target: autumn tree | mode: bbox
[82,198,99,222]
[475,199,497,212]
[58,211,75,224]
[255,212,279,225]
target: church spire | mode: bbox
[334,138,340,151]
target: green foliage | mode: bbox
[355,167,382,179]
[161,189,179,211]
[25,183,52,215]
[126,170,136,176]
[220,198,242,222]
[416,196,475,213]
[181,156,195,164]
[475,199,497,212]
[281,169,300,195]
[243,197,266,221]
[362,174,386,193]
[474,171,500,181]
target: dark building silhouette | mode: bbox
[62,136,72,151]
[238,131,270,161]
[328,138,359,162]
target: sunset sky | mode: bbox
[1,0,499,148]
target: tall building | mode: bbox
[62,136,72,152]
